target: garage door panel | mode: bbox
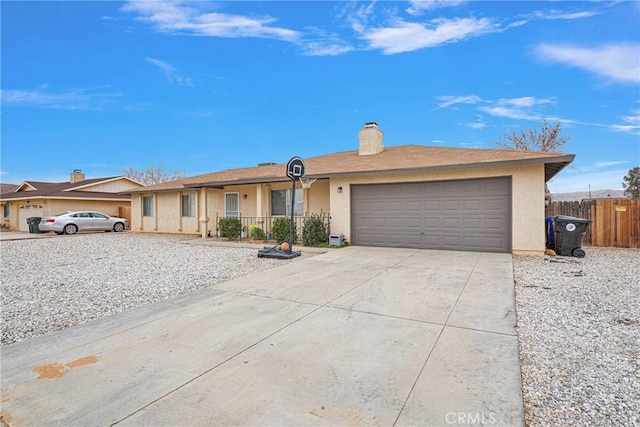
[405,217,422,228]
[485,218,508,231]
[351,178,511,253]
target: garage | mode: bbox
[18,204,44,232]
[351,177,512,252]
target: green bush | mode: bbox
[302,213,328,246]
[271,217,297,243]
[250,225,266,241]
[218,217,243,240]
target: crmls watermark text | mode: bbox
[445,412,497,425]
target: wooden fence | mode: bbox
[546,199,640,248]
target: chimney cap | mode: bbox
[364,122,379,128]
[73,169,83,173]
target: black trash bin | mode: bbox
[26,217,42,234]
[553,215,591,257]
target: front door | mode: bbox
[225,192,239,218]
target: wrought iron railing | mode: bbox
[214,213,331,241]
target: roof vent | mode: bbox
[258,162,277,167]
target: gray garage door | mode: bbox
[351,177,512,252]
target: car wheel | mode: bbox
[63,224,78,235]
[113,222,125,232]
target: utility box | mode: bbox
[329,234,344,246]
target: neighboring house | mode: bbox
[129,122,574,254]
[0,170,144,231]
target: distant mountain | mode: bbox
[551,189,626,202]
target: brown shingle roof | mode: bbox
[132,145,574,192]
[0,176,132,201]
[0,183,18,194]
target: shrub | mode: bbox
[302,213,328,246]
[250,225,266,241]
[271,217,297,243]
[218,217,243,240]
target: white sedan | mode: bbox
[39,211,128,235]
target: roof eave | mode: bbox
[310,154,577,181]
[129,154,576,190]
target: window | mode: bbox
[271,188,303,216]
[91,213,108,219]
[3,204,9,218]
[143,196,154,217]
[181,194,195,217]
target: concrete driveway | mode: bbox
[0,246,523,426]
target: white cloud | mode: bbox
[478,106,541,121]
[465,121,487,129]
[360,17,495,54]
[593,161,628,168]
[434,94,482,109]
[340,1,377,33]
[0,87,122,110]
[478,97,555,121]
[406,0,466,16]
[499,97,553,108]
[300,27,354,56]
[302,42,353,56]
[145,57,194,86]
[535,43,640,83]
[122,1,300,41]
[531,9,600,20]
[609,108,640,135]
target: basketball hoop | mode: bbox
[299,177,317,189]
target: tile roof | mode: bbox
[132,145,575,192]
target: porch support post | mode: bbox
[199,187,209,238]
[256,184,263,217]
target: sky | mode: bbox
[1,0,639,193]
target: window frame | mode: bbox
[270,188,303,216]
[181,194,195,217]
[142,196,154,217]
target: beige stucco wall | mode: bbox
[79,179,143,193]
[328,164,546,253]
[129,167,545,254]
[45,199,126,217]
[131,181,332,236]
[307,179,330,216]
[131,191,201,234]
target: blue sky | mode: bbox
[1,1,639,193]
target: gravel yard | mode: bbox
[514,247,640,427]
[0,233,311,345]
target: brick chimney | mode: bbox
[70,169,85,183]
[358,122,384,155]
